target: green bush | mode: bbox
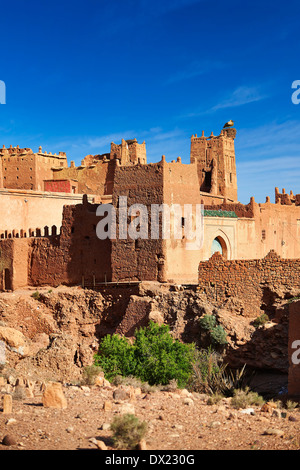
[253,313,269,328]
[210,325,228,346]
[31,291,40,300]
[81,365,102,386]
[111,414,148,449]
[187,348,247,396]
[94,321,195,387]
[94,334,136,380]
[199,314,228,348]
[199,314,217,331]
[231,387,264,409]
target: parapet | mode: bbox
[275,187,300,206]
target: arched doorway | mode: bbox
[211,236,228,259]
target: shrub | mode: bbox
[187,348,225,395]
[253,313,269,328]
[210,325,228,347]
[285,400,298,411]
[187,348,247,396]
[94,334,136,381]
[31,291,40,300]
[199,314,228,349]
[111,414,148,449]
[207,392,223,405]
[231,387,264,409]
[199,314,217,331]
[81,365,102,386]
[94,321,195,387]
[132,321,195,387]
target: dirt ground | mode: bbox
[0,381,299,451]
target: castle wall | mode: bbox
[288,300,300,397]
[162,158,204,283]
[198,250,300,317]
[0,238,29,290]
[111,161,165,282]
[44,179,78,193]
[51,159,116,195]
[28,202,112,287]
[0,147,68,191]
[0,188,95,236]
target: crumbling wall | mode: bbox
[198,250,300,317]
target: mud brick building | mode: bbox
[0,125,300,290]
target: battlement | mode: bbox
[110,138,147,166]
[275,187,300,206]
[190,127,238,201]
[0,145,67,160]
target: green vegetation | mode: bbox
[253,313,269,328]
[110,414,148,449]
[187,347,247,396]
[81,365,102,386]
[230,386,265,409]
[94,321,195,388]
[199,314,228,348]
[31,290,40,300]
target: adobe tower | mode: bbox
[190,127,238,201]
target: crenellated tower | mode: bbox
[190,127,238,201]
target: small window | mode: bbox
[262,230,266,240]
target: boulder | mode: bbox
[42,382,67,409]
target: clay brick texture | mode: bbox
[198,250,300,317]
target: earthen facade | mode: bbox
[1,126,300,288]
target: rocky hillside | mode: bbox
[0,281,295,395]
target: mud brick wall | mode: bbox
[198,250,300,317]
[111,162,165,282]
[28,202,112,287]
[288,301,300,397]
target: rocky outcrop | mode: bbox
[0,282,295,383]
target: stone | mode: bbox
[272,409,281,418]
[183,397,194,406]
[137,439,147,450]
[100,423,111,431]
[3,394,13,414]
[148,310,164,325]
[42,382,67,409]
[288,415,297,422]
[2,434,17,446]
[0,326,30,356]
[263,428,284,437]
[6,418,17,425]
[113,388,130,402]
[240,408,255,415]
[103,401,112,412]
[119,403,135,415]
[95,439,108,450]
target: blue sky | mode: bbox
[1,0,300,203]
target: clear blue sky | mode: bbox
[1,0,300,203]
